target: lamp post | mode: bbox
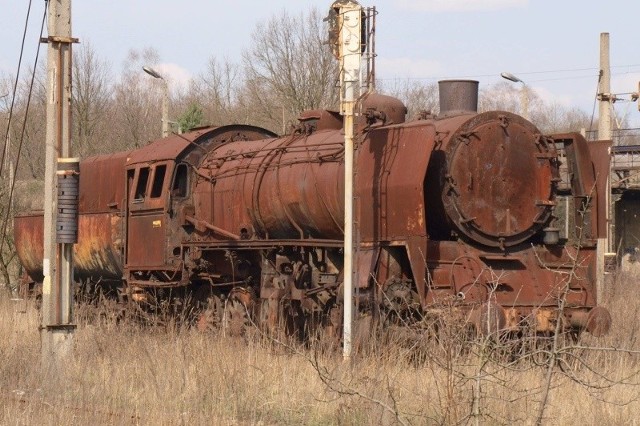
[143,66,170,138]
[1,93,11,213]
[1,93,9,173]
[501,72,529,121]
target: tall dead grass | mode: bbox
[0,271,639,425]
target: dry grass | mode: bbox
[1,272,639,425]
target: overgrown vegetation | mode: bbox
[1,7,638,423]
[0,270,636,425]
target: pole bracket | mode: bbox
[40,36,80,44]
[42,324,78,331]
[596,93,618,102]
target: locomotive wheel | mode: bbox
[258,298,280,336]
[259,298,307,341]
[316,303,342,350]
[196,294,224,333]
[223,288,256,337]
[224,299,252,336]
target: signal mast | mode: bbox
[327,0,376,359]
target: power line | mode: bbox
[589,71,602,134]
[376,64,640,83]
[1,0,34,180]
[0,1,48,254]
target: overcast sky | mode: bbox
[2,0,639,126]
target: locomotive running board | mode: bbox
[180,239,345,249]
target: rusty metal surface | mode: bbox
[13,90,609,336]
[126,125,278,167]
[126,211,166,268]
[360,92,408,127]
[14,213,45,282]
[438,80,479,115]
[14,212,123,282]
[587,139,613,239]
[198,129,345,240]
[426,239,596,307]
[125,127,215,165]
[357,122,436,241]
[194,119,434,244]
[298,109,343,131]
[428,111,557,248]
[80,151,130,212]
[125,125,277,273]
[15,151,129,283]
[551,133,601,240]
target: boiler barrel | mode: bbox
[200,130,346,240]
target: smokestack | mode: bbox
[438,80,479,116]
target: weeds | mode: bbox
[0,270,639,425]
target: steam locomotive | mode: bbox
[14,80,612,338]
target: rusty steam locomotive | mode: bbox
[14,80,612,338]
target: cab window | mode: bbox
[134,167,150,200]
[150,165,167,198]
[172,163,189,198]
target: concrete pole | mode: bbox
[42,0,77,363]
[598,33,612,141]
[596,32,612,304]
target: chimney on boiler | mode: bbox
[438,79,479,116]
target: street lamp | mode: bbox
[142,66,170,138]
[1,93,10,171]
[1,93,13,221]
[501,71,529,121]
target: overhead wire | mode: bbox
[375,64,640,83]
[1,0,34,180]
[0,1,48,254]
[589,70,603,135]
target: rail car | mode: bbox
[14,80,612,338]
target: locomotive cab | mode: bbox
[125,160,177,273]
[123,125,277,288]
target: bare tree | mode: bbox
[72,42,112,157]
[478,81,523,113]
[111,48,163,149]
[382,79,439,119]
[536,103,590,134]
[479,82,590,133]
[11,66,47,180]
[188,57,242,126]
[241,8,339,132]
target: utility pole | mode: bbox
[596,32,612,303]
[329,0,364,360]
[41,0,78,363]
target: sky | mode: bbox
[2,0,640,127]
